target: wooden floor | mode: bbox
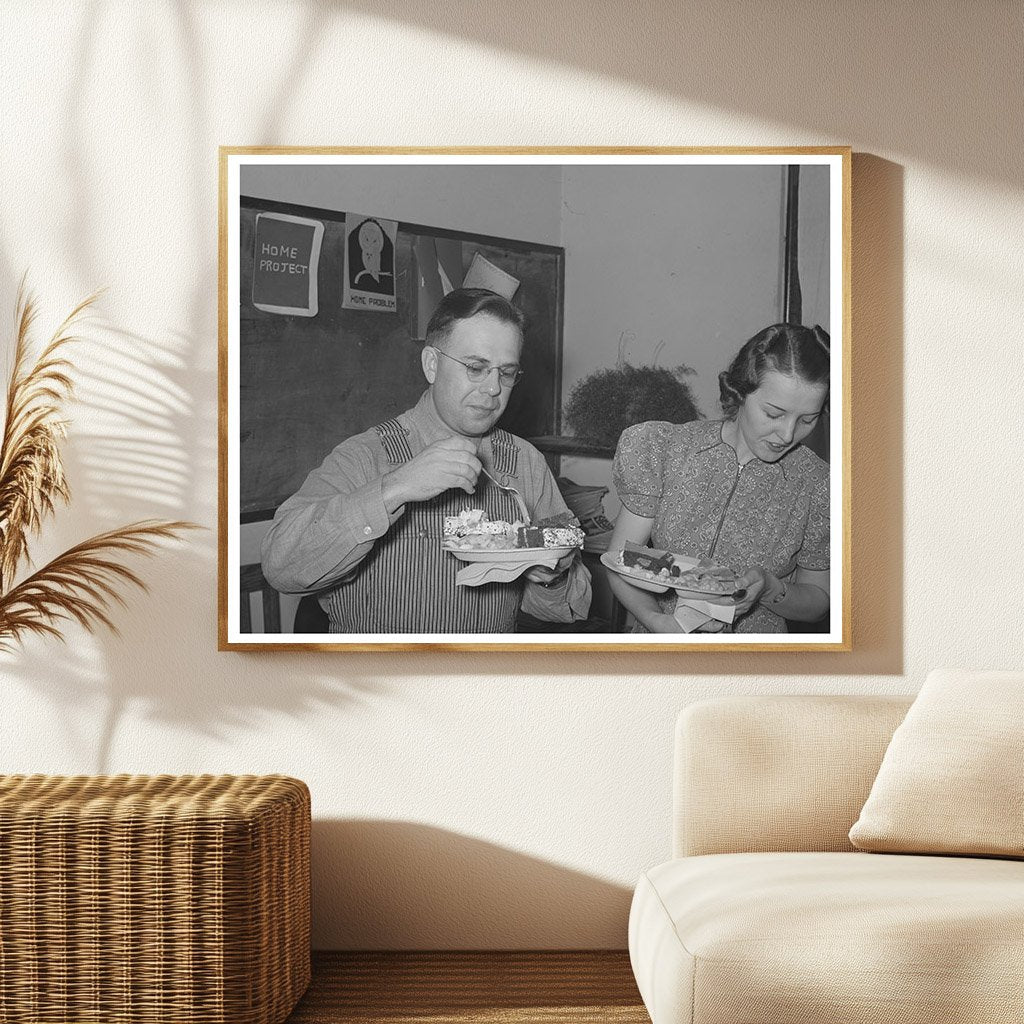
[286,951,650,1023]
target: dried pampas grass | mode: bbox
[0,280,197,650]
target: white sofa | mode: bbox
[628,695,1024,1024]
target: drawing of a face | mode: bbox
[358,220,384,281]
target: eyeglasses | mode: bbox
[432,348,524,388]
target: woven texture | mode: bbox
[674,695,912,857]
[291,951,648,1023]
[0,774,311,1024]
[850,668,1024,857]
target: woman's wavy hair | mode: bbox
[718,323,830,419]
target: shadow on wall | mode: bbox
[311,819,634,950]
[0,314,391,771]
[331,0,1018,187]
[0,1,371,771]
[2,155,903,758]
[0,3,914,765]
[1,601,389,774]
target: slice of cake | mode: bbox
[542,526,585,547]
[531,513,585,549]
[516,526,546,548]
[514,525,585,549]
[621,548,675,574]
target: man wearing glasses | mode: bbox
[261,288,591,633]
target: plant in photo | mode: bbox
[563,335,703,448]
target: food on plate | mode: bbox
[443,509,585,552]
[516,526,545,548]
[621,548,675,574]
[672,567,737,594]
[615,548,737,593]
[541,527,584,547]
[443,508,501,537]
[531,512,586,548]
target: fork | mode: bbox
[479,465,532,526]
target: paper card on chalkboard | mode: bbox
[343,213,398,313]
[414,235,465,338]
[462,251,521,300]
[252,212,323,317]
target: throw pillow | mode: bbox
[849,668,1024,857]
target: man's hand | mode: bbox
[524,552,576,586]
[381,436,482,511]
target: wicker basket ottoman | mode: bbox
[0,774,310,1024]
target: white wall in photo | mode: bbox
[1,1,1021,949]
[241,163,564,249]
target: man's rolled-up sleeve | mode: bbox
[260,442,403,594]
[520,556,592,622]
[516,443,592,622]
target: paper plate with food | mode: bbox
[601,546,746,602]
[442,508,584,563]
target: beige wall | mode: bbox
[1,2,1021,950]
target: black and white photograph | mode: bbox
[220,149,849,650]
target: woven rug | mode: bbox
[288,951,647,1023]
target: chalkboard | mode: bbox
[239,197,565,518]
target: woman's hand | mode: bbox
[731,566,773,617]
[732,567,832,623]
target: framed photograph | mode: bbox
[219,148,850,651]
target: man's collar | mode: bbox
[406,389,489,449]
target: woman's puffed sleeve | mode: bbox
[612,421,672,518]
[797,470,830,571]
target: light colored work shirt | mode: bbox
[613,419,829,633]
[261,391,592,633]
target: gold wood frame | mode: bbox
[219,147,851,652]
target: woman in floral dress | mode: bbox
[608,323,831,633]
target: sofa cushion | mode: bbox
[675,695,912,857]
[849,668,1024,857]
[629,852,1024,1024]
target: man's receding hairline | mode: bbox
[428,311,524,352]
